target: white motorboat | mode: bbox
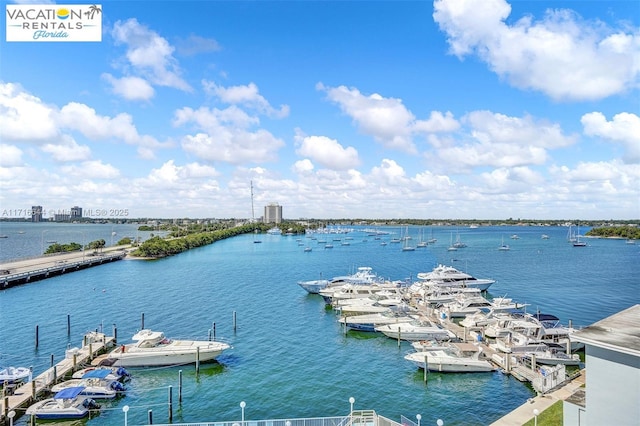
[51,370,126,399]
[411,340,454,352]
[26,386,100,419]
[338,310,417,332]
[375,319,457,341]
[99,329,231,367]
[0,366,31,384]
[520,346,582,366]
[297,279,330,294]
[320,282,404,305]
[415,264,495,291]
[71,366,131,381]
[439,294,525,319]
[490,313,583,353]
[405,343,495,373]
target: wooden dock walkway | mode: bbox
[1,332,116,423]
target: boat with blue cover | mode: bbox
[26,386,100,419]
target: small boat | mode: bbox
[541,234,550,240]
[520,347,582,366]
[0,366,31,384]
[0,235,8,238]
[304,247,312,252]
[71,366,131,382]
[51,370,126,399]
[324,244,334,249]
[25,386,100,419]
[99,329,231,367]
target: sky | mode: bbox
[1,0,639,221]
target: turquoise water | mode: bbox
[1,224,638,426]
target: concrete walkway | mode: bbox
[490,369,586,425]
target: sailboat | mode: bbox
[416,228,428,248]
[573,224,587,247]
[447,232,458,251]
[498,235,510,251]
[402,227,415,251]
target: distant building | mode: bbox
[54,213,71,222]
[71,206,82,218]
[31,206,43,222]
[264,203,282,224]
[564,304,640,426]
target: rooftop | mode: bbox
[572,304,640,356]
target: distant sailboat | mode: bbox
[402,227,416,251]
[498,235,510,251]
[447,232,458,251]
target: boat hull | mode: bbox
[405,352,495,373]
[104,345,228,367]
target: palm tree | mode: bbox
[85,4,101,19]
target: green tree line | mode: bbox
[586,226,640,240]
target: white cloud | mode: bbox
[0,82,58,141]
[111,18,192,93]
[175,106,285,164]
[295,135,360,171]
[174,34,221,56]
[428,110,576,169]
[581,112,640,163]
[60,160,121,179]
[0,144,23,167]
[370,159,409,186]
[102,74,155,101]
[41,136,91,162]
[433,0,640,101]
[202,80,289,118]
[292,159,314,175]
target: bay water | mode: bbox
[0,223,638,425]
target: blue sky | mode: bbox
[1,0,639,220]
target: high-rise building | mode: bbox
[31,206,43,222]
[71,206,83,218]
[263,203,282,224]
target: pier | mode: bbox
[0,248,128,289]
[0,332,115,424]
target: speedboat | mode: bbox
[26,386,100,419]
[520,345,582,366]
[375,319,457,341]
[51,370,126,399]
[405,343,495,373]
[297,279,330,294]
[99,329,231,367]
[71,366,131,381]
[0,366,31,384]
[415,264,495,291]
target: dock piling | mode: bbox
[35,325,39,349]
[141,312,145,330]
[148,409,153,424]
[50,354,54,367]
[233,311,237,332]
[178,370,183,403]
[196,347,200,374]
[168,386,173,423]
[67,314,71,336]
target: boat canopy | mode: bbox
[54,386,85,399]
[81,369,112,379]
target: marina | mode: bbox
[0,223,638,425]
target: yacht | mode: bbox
[338,309,417,332]
[51,370,126,399]
[415,264,495,291]
[404,343,495,373]
[375,318,457,341]
[99,329,231,367]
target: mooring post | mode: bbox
[32,380,36,399]
[50,354,54,367]
[141,312,145,330]
[168,386,173,422]
[53,365,57,384]
[67,314,71,336]
[424,355,429,383]
[397,326,401,347]
[3,396,8,418]
[178,370,183,403]
[148,409,153,425]
[35,325,39,349]
[213,322,216,340]
[73,353,77,368]
[113,324,118,344]
[233,311,237,332]
[196,347,200,374]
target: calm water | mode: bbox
[0,223,638,426]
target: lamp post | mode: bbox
[240,401,246,426]
[122,405,129,426]
[349,396,355,413]
[533,409,539,426]
[416,414,421,426]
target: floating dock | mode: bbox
[0,249,127,289]
[0,332,115,423]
